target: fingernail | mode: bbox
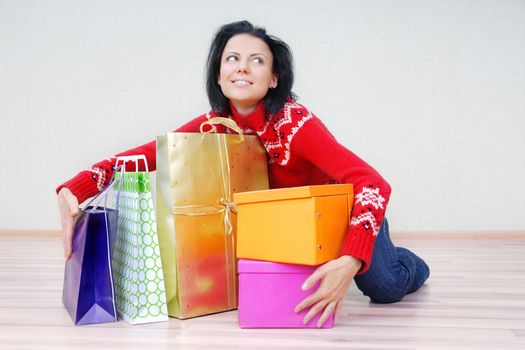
[301,283,308,290]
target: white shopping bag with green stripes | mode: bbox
[112,155,168,324]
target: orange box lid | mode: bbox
[233,184,353,204]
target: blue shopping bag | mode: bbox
[62,172,120,325]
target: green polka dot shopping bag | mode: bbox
[112,155,168,324]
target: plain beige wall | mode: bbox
[1,0,524,231]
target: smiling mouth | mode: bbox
[231,79,253,86]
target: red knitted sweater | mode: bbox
[57,99,391,274]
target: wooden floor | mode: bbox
[1,234,524,350]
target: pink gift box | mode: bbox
[238,259,334,328]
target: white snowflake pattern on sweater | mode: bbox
[350,186,386,236]
[85,156,116,191]
[354,186,385,210]
[351,212,380,236]
[257,101,313,166]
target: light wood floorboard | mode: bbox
[0,235,524,349]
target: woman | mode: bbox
[57,20,430,327]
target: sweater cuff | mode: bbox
[56,171,99,204]
[339,227,377,275]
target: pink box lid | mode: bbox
[238,259,318,274]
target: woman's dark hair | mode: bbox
[206,20,295,116]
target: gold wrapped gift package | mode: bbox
[156,118,269,319]
[234,184,354,266]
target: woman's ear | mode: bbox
[270,74,278,89]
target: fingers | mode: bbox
[317,301,337,328]
[62,222,73,260]
[60,208,74,260]
[58,188,79,260]
[66,197,79,217]
[295,266,327,313]
[295,257,356,326]
[301,265,325,291]
[58,205,71,260]
[334,300,342,322]
[62,189,79,216]
[302,299,328,325]
[294,291,319,314]
[301,299,338,327]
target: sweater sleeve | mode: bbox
[291,116,392,274]
[56,115,208,204]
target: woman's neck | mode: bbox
[230,101,259,116]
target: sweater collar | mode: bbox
[229,100,268,131]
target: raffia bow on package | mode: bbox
[156,117,269,319]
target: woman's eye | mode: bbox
[226,56,237,62]
[252,57,263,64]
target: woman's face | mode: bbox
[218,34,278,115]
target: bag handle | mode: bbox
[200,117,244,143]
[113,155,148,210]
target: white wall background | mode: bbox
[1,0,524,232]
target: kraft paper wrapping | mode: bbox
[156,119,268,319]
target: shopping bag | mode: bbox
[156,117,269,319]
[62,171,120,325]
[112,155,169,324]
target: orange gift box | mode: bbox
[234,184,354,266]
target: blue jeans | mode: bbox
[354,219,430,303]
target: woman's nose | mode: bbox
[237,60,249,73]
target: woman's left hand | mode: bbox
[294,255,362,327]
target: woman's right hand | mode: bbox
[57,187,79,260]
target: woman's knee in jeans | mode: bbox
[355,275,409,304]
[357,261,430,303]
[397,247,431,292]
[362,281,407,304]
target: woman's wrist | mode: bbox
[58,187,72,196]
[339,254,363,272]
